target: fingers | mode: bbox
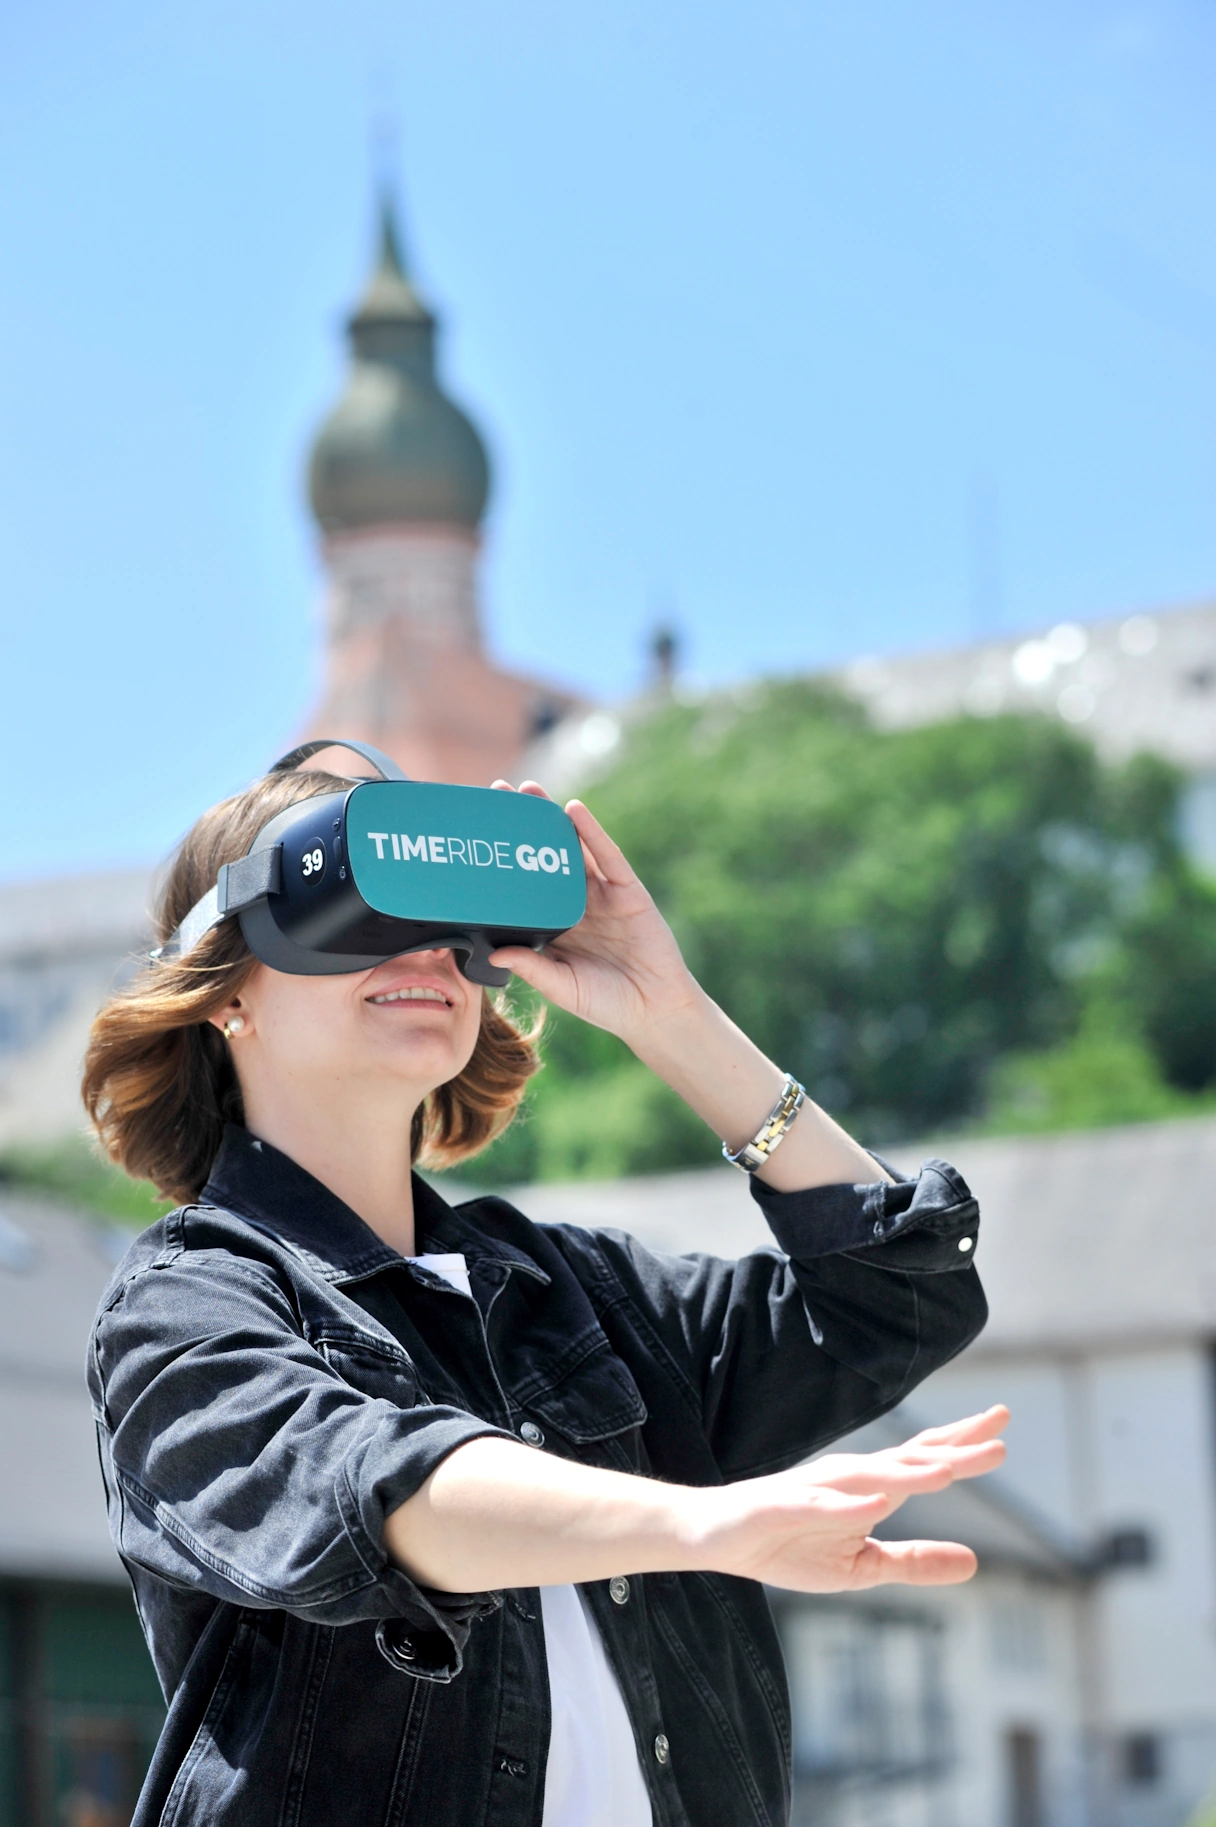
[487,946,572,1003]
[828,1446,1006,1506]
[755,1415,1010,1512]
[921,1439,1006,1481]
[753,1523,979,1595]
[489,782,609,885]
[490,778,552,802]
[906,1406,1009,1450]
[891,1437,1006,1479]
[564,800,638,889]
[850,1539,979,1590]
[809,1435,1006,1502]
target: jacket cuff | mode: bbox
[750,1156,980,1272]
[338,1408,514,1681]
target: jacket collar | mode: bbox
[200,1123,548,1288]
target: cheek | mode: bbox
[455,996,486,1070]
[250,972,355,1066]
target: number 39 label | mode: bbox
[301,844,326,881]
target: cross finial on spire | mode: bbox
[367,99,412,279]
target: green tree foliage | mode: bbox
[462,681,1216,1184]
[984,1007,1197,1134]
[0,1137,173,1225]
[1122,874,1216,1090]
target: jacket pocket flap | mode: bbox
[523,1348,647,1444]
[310,1328,419,1403]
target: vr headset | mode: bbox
[158,739,587,987]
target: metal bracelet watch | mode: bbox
[722,1073,807,1174]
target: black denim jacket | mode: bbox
[87,1125,986,1827]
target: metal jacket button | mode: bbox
[374,1620,418,1670]
[520,1421,544,1446]
[609,1576,630,1605]
[654,1733,670,1765]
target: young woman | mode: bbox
[83,756,1004,1827]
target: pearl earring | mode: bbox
[223,1016,245,1040]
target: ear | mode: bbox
[209,997,249,1039]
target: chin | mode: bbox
[376,1033,473,1084]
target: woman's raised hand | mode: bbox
[486,782,887,1191]
[487,783,696,1044]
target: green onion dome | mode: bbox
[308,201,490,533]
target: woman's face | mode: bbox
[215,947,484,1113]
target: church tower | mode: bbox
[303,196,578,783]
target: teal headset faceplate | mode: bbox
[347,781,587,931]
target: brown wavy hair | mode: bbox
[82,767,542,1204]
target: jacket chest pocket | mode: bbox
[310,1328,421,1409]
[515,1343,647,1461]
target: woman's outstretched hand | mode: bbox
[487,783,695,1046]
[386,1407,1010,1596]
[685,1406,1009,1591]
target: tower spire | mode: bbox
[376,188,408,280]
[301,182,581,784]
[351,187,432,329]
[310,181,485,530]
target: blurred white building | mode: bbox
[0,870,154,1152]
[834,602,1216,871]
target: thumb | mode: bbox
[488,946,570,1002]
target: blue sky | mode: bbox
[2,0,1215,877]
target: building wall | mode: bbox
[776,1570,1091,1827]
[302,524,580,788]
[1089,1351,1216,1827]
[835,603,1216,776]
[322,526,482,650]
[936,1572,1090,1827]
[897,1343,1216,1826]
[0,871,153,1150]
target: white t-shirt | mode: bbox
[539,1583,653,1827]
[408,1254,654,1827]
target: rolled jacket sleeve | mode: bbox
[739,1154,987,1449]
[749,1155,980,1269]
[569,1155,987,1484]
[89,1252,509,1680]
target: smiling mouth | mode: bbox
[368,987,453,1007]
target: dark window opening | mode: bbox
[1097,1527,1154,1568]
[1006,1727,1044,1827]
[1122,1733,1162,1786]
[56,1718,141,1827]
[527,700,562,741]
